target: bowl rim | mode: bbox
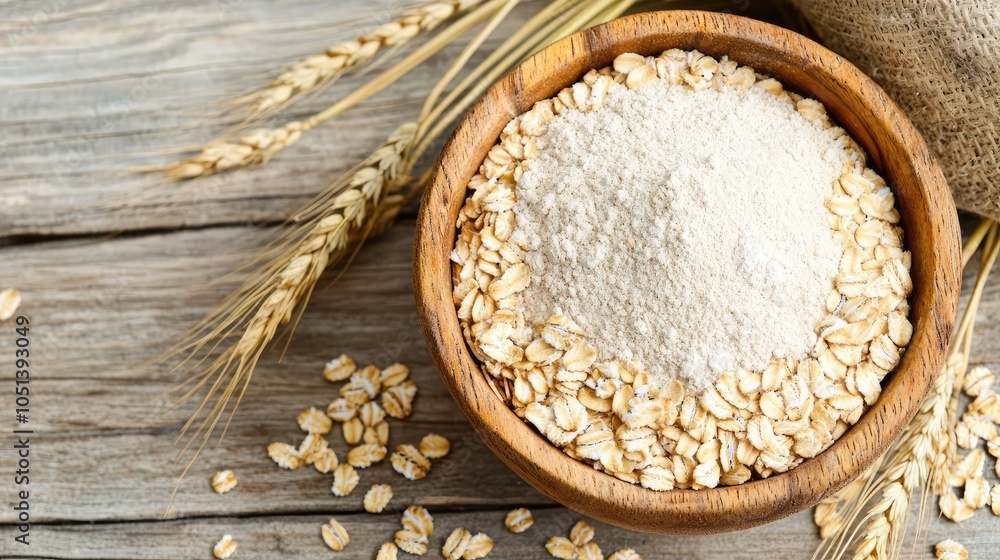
[414,9,961,534]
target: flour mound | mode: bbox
[514,81,846,391]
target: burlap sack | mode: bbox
[791,0,1000,221]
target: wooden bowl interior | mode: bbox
[414,10,961,534]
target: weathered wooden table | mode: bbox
[1,1,998,558]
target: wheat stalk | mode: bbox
[159,0,507,181]
[158,0,629,182]
[164,0,530,509]
[247,0,485,118]
[814,219,998,560]
[165,0,638,513]
[164,122,416,511]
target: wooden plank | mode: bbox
[6,505,1000,559]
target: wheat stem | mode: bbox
[961,218,993,267]
[417,0,641,156]
[948,224,999,405]
[300,0,508,131]
[416,0,584,138]
[545,0,630,45]
[418,0,525,122]
[410,0,616,166]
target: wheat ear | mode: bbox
[248,0,485,118]
[850,365,953,560]
[813,457,885,540]
[162,121,305,180]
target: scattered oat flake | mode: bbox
[546,536,577,559]
[964,476,990,509]
[321,518,350,551]
[343,416,365,445]
[401,505,434,536]
[578,541,603,560]
[324,354,356,382]
[954,450,986,482]
[326,398,358,422]
[443,528,472,560]
[963,365,995,397]
[382,381,417,419]
[298,406,333,434]
[505,508,534,533]
[352,364,383,393]
[463,532,494,559]
[939,491,975,522]
[213,534,237,559]
[364,484,394,513]
[298,432,329,463]
[607,550,642,560]
[381,363,410,387]
[267,442,302,470]
[569,520,595,546]
[363,421,391,446]
[419,433,451,459]
[332,464,360,497]
[935,539,968,560]
[0,288,20,321]
[347,443,387,469]
[394,529,429,555]
[211,470,237,494]
[360,401,386,426]
[312,447,339,473]
[391,444,432,480]
[376,542,399,560]
[992,483,1000,515]
[341,378,377,405]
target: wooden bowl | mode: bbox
[414,10,961,534]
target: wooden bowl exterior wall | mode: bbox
[414,10,961,534]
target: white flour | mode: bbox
[514,80,847,391]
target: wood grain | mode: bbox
[0,0,995,557]
[415,10,961,535]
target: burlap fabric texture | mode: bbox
[792,0,1000,220]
